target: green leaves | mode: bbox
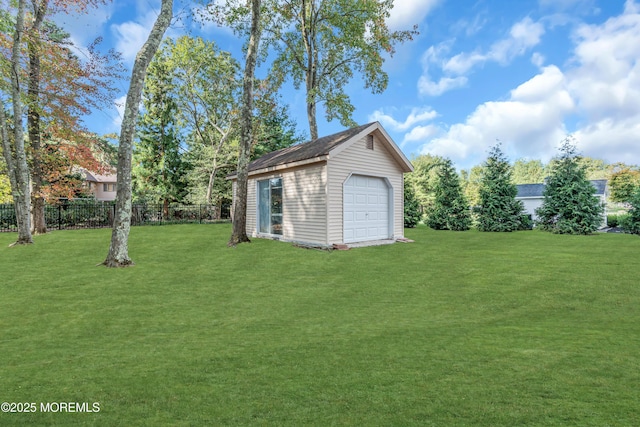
[535,137,604,235]
[265,0,418,138]
[476,144,529,232]
[426,159,471,231]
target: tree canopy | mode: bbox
[475,144,529,232]
[535,138,604,235]
[426,158,471,231]
[265,0,417,139]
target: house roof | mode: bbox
[83,169,117,183]
[516,179,607,198]
[228,122,413,179]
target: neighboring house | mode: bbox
[227,122,414,247]
[516,179,608,225]
[82,170,117,201]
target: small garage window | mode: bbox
[366,134,374,150]
[258,177,283,235]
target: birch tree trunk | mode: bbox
[5,0,33,245]
[229,0,262,246]
[102,0,173,267]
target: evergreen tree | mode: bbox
[404,183,421,228]
[133,53,188,213]
[476,144,529,231]
[535,137,604,234]
[426,159,471,231]
[620,186,640,235]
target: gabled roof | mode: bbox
[516,183,546,198]
[82,169,117,183]
[516,179,607,198]
[228,122,412,179]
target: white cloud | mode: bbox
[490,17,545,63]
[419,65,573,167]
[387,0,441,31]
[369,108,438,132]
[402,125,440,144]
[419,17,545,97]
[111,1,178,64]
[443,17,544,75]
[413,3,640,168]
[563,1,640,164]
[112,17,155,63]
[418,75,468,96]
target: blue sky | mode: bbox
[50,0,640,170]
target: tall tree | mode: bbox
[460,165,483,208]
[608,163,640,203]
[511,158,546,184]
[133,48,188,213]
[535,137,604,235]
[103,0,173,267]
[26,0,48,233]
[168,36,241,206]
[404,183,421,228]
[229,0,261,246]
[266,0,417,139]
[475,144,528,232]
[1,0,33,245]
[426,159,471,231]
[404,154,445,213]
[251,84,304,159]
[620,186,640,235]
[1,1,123,233]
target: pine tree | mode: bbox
[404,183,421,228]
[476,144,529,231]
[426,159,471,231]
[133,53,188,215]
[535,137,604,234]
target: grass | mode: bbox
[0,224,639,426]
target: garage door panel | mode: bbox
[343,175,391,243]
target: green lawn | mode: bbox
[1,225,639,426]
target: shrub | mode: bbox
[620,187,640,235]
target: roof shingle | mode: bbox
[246,122,376,173]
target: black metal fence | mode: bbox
[0,202,231,233]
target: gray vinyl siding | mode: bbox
[327,133,405,244]
[247,162,328,245]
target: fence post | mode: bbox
[58,204,62,230]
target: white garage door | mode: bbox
[343,175,390,243]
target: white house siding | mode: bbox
[520,198,543,221]
[246,162,328,245]
[327,132,404,244]
[519,195,607,226]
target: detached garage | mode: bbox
[228,122,413,247]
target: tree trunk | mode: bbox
[102,0,173,267]
[301,0,318,141]
[229,0,262,247]
[28,0,48,234]
[307,99,318,141]
[6,0,33,245]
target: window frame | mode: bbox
[257,177,283,236]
